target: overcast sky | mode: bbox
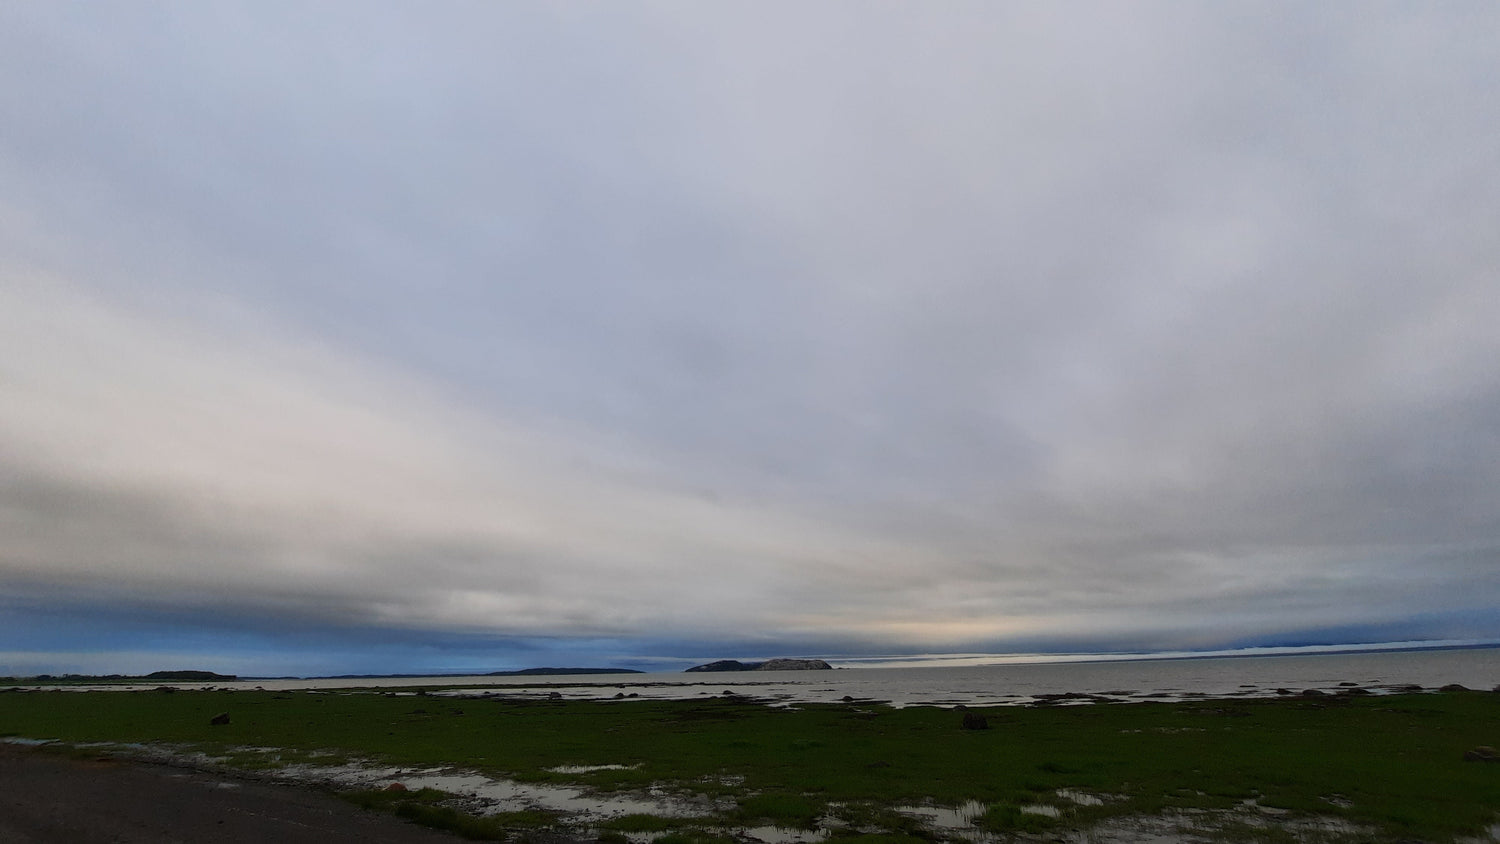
[3,2,1499,676]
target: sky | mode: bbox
[3,2,1499,677]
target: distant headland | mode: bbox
[685,658,833,672]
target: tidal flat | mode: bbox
[1,687,1496,843]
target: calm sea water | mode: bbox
[195,646,1500,707]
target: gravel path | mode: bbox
[0,743,463,843]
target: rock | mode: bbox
[384,782,409,792]
[1462,746,1498,762]
[1339,687,1372,695]
[614,692,626,699]
[1300,689,1327,697]
[1275,688,1294,695]
[209,712,230,726]
[1440,684,1471,692]
[960,712,989,730]
[841,695,855,703]
[547,691,563,700]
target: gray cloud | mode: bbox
[2,2,1498,670]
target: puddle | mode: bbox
[1455,822,1500,844]
[1058,788,1105,806]
[1020,804,1060,817]
[742,825,830,843]
[895,799,987,829]
[265,759,726,822]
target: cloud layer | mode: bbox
[3,3,1499,673]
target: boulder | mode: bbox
[384,782,409,792]
[1440,684,1471,692]
[209,712,230,726]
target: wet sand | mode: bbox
[0,742,465,843]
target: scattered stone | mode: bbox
[960,712,989,730]
[1462,746,1498,762]
[383,782,409,792]
[842,695,855,703]
[614,692,626,699]
[627,693,639,698]
[1300,689,1327,697]
[723,690,736,696]
[1440,684,1470,692]
[1338,682,1359,687]
[1275,688,1293,695]
[209,712,230,726]
[155,686,176,694]
[548,692,563,700]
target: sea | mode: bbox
[51,644,1499,707]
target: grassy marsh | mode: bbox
[1,687,1496,841]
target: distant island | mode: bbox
[685,658,832,672]
[2,670,238,684]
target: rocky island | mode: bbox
[684,658,832,672]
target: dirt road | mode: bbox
[0,742,463,843]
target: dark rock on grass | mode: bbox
[1300,689,1327,697]
[1440,684,1471,692]
[1339,686,1372,696]
[1463,746,1498,762]
[960,712,989,730]
[209,712,230,726]
[384,782,409,791]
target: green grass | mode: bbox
[1,688,1496,841]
